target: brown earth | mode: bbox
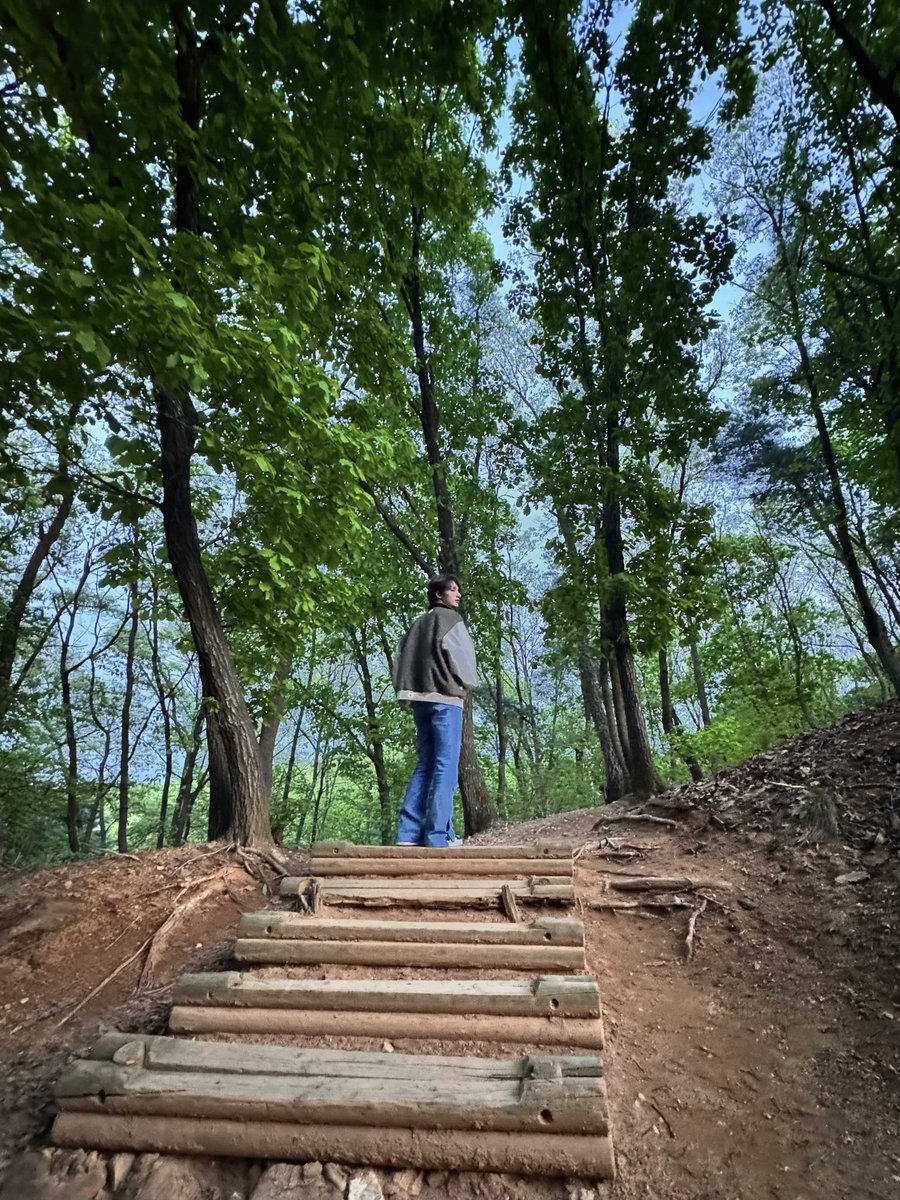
[0,702,898,1199]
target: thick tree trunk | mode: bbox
[117,577,140,853]
[598,657,627,769]
[690,642,711,727]
[658,649,703,782]
[205,702,235,840]
[607,655,633,765]
[578,647,627,803]
[0,488,73,731]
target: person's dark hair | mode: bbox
[427,574,460,608]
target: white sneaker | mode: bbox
[396,841,417,846]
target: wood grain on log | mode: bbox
[312,840,572,860]
[52,1113,616,1178]
[172,972,601,1018]
[237,914,584,946]
[310,858,573,878]
[233,937,585,971]
[169,1007,605,1048]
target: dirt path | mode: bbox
[0,814,897,1199]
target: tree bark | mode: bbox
[494,655,508,816]
[0,488,73,731]
[155,10,269,846]
[258,654,293,800]
[350,627,393,845]
[459,693,496,835]
[577,647,627,802]
[658,649,703,782]
[117,575,140,853]
[170,705,204,847]
[690,642,711,727]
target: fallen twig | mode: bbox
[649,1099,676,1139]
[601,874,731,893]
[586,897,694,911]
[501,883,521,923]
[684,897,708,962]
[595,813,678,828]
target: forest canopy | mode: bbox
[0,0,897,860]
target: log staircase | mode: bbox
[51,840,616,1182]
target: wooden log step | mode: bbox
[233,936,584,971]
[56,1037,608,1137]
[52,1114,616,1179]
[237,913,584,947]
[313,840,572,860]
[295,876,572,889]
[169,1006,605,1048]
[173,972,601,1017]
[281,877,575,907]
[88,1033,601,1081]
[310,857,574,878]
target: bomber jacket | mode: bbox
[393,603,478,708]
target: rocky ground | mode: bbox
[0,701,897,1200]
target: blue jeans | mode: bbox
[396,702,463,847]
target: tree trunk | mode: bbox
[690,642,711,727]
[258,654,293,800]
[58,550,92,852]
[658,649,703,782]
[607,654,632,764]
[817,0,900,131]
[117,576,140,853]
[170,706,204,847]
[148,578,176,850]
[495,663,508,817]
[0,488,73,731]
[156,11,269,846]
[577,647,627,803]
[459,693,496,835]
[350,628,393,845]
[204,702,235,840]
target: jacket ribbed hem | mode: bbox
[396,690,464,708]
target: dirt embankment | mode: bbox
[0,701,897,1200]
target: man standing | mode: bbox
[393,575,478,847]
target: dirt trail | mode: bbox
[0,751,898,1197]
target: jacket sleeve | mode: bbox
[442,622,478,689]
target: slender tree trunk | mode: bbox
[0,489,73,731]
[690,642,711,727]
[350,628,393,845]
[258,654,292,800]
[147,581,176,850]
[578,647,627,803]
[117,576,140,853]
[398,227,497,835]
[495,666,508,817]
[171,706,204,846]
[156,11,268,846]
[58,551,92,852]
[658,649,703,782]
[768,205,900,695]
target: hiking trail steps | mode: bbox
[51,840,616,1181]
